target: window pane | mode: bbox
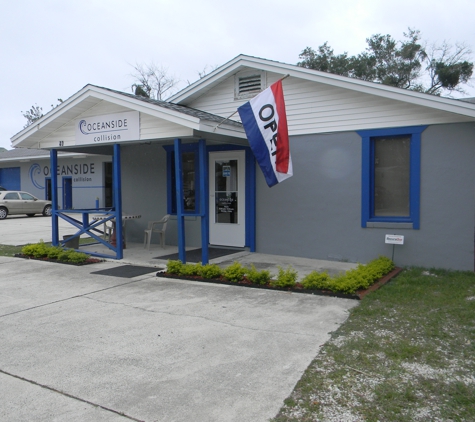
[374,136,410,217]
[20,193,35,200]
[182,152,195,211]
[171,151,196,213]
[215,160,238,224]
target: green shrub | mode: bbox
[180,263,202,276]
[272,265,298,288]
[331,256,395,294]
[46,246,64,260]
[21,241,89,264]
[21,241,49,258]
[246,264,272,285]
[200,263,222,279]
[166,260,183,274]
[62,251,89,264]
[301,271,331,290]
[301,256,395,294]
[223,261,247,283]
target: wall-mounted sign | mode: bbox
[75,111,139,145]
[385,234,404,245]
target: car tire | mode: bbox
[27,214,36,217]
[43,205,52,217]
[0,207,8,220]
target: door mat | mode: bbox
[155,248,242,263]
[90,265,160,278]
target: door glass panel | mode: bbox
[215,160,238,224]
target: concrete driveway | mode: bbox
[1,214,79,246]
[0,256,358,422]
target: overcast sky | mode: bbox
[1,0,474,150]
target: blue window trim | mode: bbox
[358,125,427,230]
[163,143,201,216]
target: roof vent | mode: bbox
[235,71,266,100]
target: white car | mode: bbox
[0,191,52,219]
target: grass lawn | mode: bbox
[0,244,23,257]
[272,267,475,421]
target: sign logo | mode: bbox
[29,163,44,189]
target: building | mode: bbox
[10,55,475,270]
[0,148,112,209]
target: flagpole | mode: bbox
[212,74,290,132]
[212,110,238,132]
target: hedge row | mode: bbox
[165,256,395,294]
[21,241,90,264]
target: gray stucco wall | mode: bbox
[120,143,204,246]
[255,123,475,271]
[119,123,475,270]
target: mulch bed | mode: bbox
[15,254,103,266]
[156,267,403,300]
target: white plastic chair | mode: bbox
[103,220,114,241]
[144,215,170,249]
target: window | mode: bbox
[4,192,19,199]
[20,192,35,200]
[358,126,427,229]
[164,144,200,215]
[234,71,266,100]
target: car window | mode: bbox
[20,192,36,200]
[4,192,20,199]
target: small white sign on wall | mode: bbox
[75,111,139,145]
[385,234,404,245]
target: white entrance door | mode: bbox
[209,150,246,247]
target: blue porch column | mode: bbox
[113,143,123,259]
[198,139,209,264]
[174,139,186,263]
[50,149,59,246]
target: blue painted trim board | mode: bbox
[174,139,186,263]
[199,139,209,264]
[358,125,427,230]
[113,144,123,259]
[50,150,59,246]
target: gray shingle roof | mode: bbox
[91,85,243,128]
[0,148,73,159]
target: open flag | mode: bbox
[238,79,292,187]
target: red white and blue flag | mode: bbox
[238,80,292,187]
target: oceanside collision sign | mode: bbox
[75,111,139,145]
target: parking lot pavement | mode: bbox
[1,215,78,246]
[0,256,358,422]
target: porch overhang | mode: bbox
[11,84,246,150]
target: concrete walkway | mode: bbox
[0,256,358,422]
[0,215,360,421]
